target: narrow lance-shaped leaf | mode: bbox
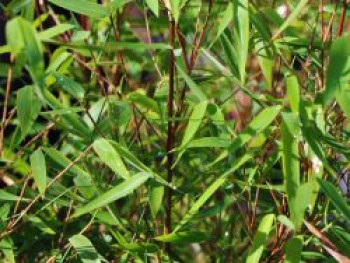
[323,35,350,105]
[230,105,281,153]
[30,149,47,195]
[69,234,102,263]
[246,214,275,263]
[256,40,273,90]
[272,0,308,39]
[6,17,44,82]
[211,3,233,46]
[93,138,130,180]
[281,112,301,228]
[174,154,251,232]
[180,101,208,148]
[155,231,209,244]
[176,65,207,102]
[49,0,108,18]
[38,24,75,40]
[145,0,159,17]
[174,101,208,166]
[72,172,150,218]
[17,86,33,136]
[149,181,164,218]
[318,178,350,221]
[286,74,300,113]
[236,0,250,83]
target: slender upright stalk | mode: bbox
[165,13,176,244]
[337,0,347,36]
[0,59,13,156]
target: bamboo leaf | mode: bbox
[93,138,130,180]
[286,74,300,113]
[284,236,303,263]
[236,0,250,83]
[176,65,207,102]
[230,105,281,153]
[69,234,102,263]
[174,154,251,232]
[38,24,75,40]
[49,0,108,18]
[149,181,164,218]
[145,0,159,16]
[246,214,275,263]
[17,86,33,136]
[281,112,301,229]
[30,149,47,195]
[318,179,350,221]
[180,101,208,148]
[155,231,209,243]
[272,0,308,39]
[72,172,150,218]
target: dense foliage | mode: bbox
[0,0,350,262]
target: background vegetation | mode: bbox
[0,0,350,262]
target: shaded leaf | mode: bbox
[69,234,101,263]
[284,236,303,263]
[318,179,350,221]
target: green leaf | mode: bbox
[293,183,313,230]
[108,0,131,12]
[6,17,44,82]
[72,172,150,218]
[128,91,159,113]
[53,73,85,99]
[236,0,250,83]
[93,138,130,180]
[43,147,96,199]
[174,101,208,165]
[281,112,301,229]
[324,35,350,105]
[256,40,273,90]
[38,24,75,40]
[176,65,207,102]
[0,237,15,263]
[286,74,300,113]
[180,101,208,148]
[69,234,101,263]
[149,181,164,218]
[170,0,181,22]
[318,179,350,221]
[272,0,308,39]
[30,149,47,195]
[174,154,251,232]
[155,231,209,243]
[246,214,275,263]
[28,216,55,235]
[277,215,295,230]
[187,137,231,148]
[230,105,281,153]
[0,190,28,202]
[17,86,33,136]
[111,230,158,253]
[284,236,303,263]
[145,0,158,16]
[212,3,233,45]
[49,0,108,18]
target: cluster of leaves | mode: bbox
[0,0,349,262]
